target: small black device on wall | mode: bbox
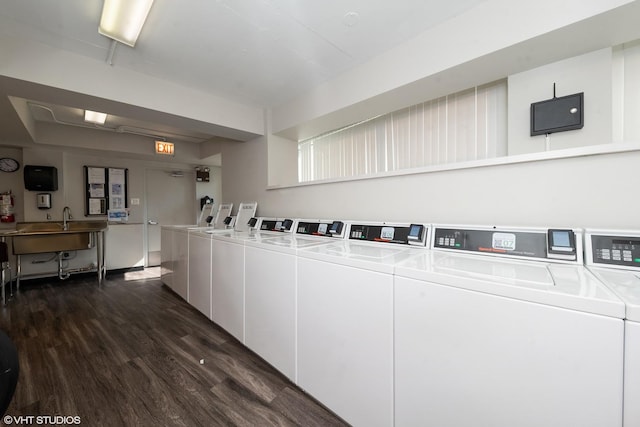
[195,167,210,182]
[24,165,58,191]
[530,86,584,136]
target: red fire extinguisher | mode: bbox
[0,190,15,223]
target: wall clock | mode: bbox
[0,158,20,172]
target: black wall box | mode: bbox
[530,92,584,136]
[24,165,58,191]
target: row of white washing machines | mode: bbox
[160,207,639,427]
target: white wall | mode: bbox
[223,138,639,229]
[221,41,640,230]
[620,41,640,141]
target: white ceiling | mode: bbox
[0,0,486,144]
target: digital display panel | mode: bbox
[380,227,395,240]
[547,229,576,257]
[408,224,423,240]
[552,231,571,247]
[329,221,343,234]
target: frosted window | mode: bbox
[298,80,507,182]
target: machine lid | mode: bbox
[245,234,335,253]
[589,267,640,321]
[394,251,624,318]
[298,240,421,273]
[433,253,554,287]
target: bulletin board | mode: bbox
[84,166,128,216]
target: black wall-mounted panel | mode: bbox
[24,165,58,191]
[530,92,584,136]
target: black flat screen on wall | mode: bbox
[530,92,584,136]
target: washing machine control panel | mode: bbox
[433,226,578,261]
[260,218,295,232]
[296,220,345,238]
[590,235,640,268]
[348,223,428,246]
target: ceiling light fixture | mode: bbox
[99,0,155,47]
[84,110,108,125]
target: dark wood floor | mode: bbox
[0,271,348,426]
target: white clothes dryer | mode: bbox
[205,217,296,342]
[296,222,429,427]
[244,219,346,380]
[393,224,625,427]
[585,229,640,427]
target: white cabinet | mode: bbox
[211,238,244,342]
[297,257,394,427]
[171,228,189,301]
[188,232,212,318]
[244,246,296,380]
[160,227,174,287]
[106,224,144,270]
[394,276,624,427]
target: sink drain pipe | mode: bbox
[57,252,95,280]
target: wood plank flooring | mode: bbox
[0,271,349,426]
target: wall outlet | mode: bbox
[131,198,140,205]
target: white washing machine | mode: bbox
[207,217,296,342]
[585,229,640,427]
[244,219,347,381]
[393,224,625,427]
[296,222,430,427]
[162,203,257,316]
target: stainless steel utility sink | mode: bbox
[11,221,108,255]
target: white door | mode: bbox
[146,169,196,266]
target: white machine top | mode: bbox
[163,224,198,233]
[395,225,625,318]
[245,234,337,255]
[297,222,430,274]
[203,229,275,244]
[589,268,640,321]
[244,219,347,254]
[299,240,423,274]
[585,229,640,321]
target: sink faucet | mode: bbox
[63,206,72,230]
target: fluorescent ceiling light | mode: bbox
[84,110,108,125]
[99,0,154,47]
